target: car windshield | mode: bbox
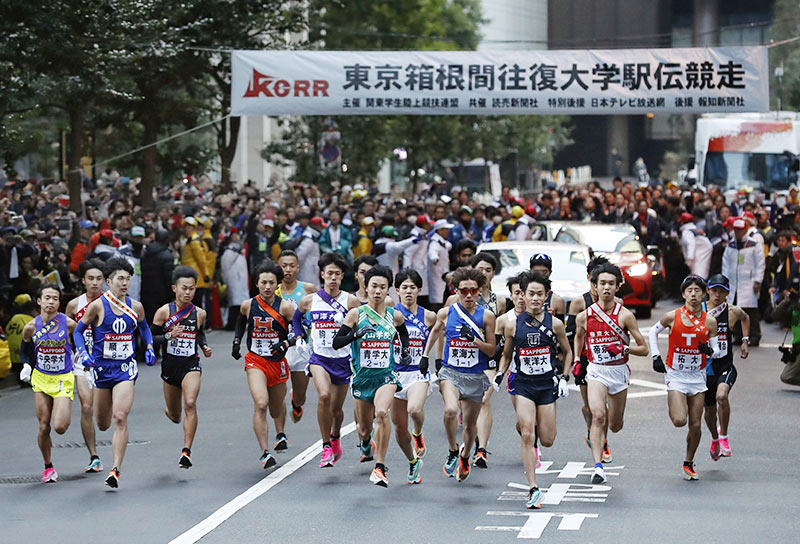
[481,247,588,284]
[704,151,793,192]
[562,226,642,254]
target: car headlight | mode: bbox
[627,262,649,276]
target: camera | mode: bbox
[779,344,799,364]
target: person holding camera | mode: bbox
[703,275,750,460]
[773,278,800,387]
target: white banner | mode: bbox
[231,47,769,116]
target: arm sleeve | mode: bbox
[396,323,410,351]
[565,314,577,336]
[234,312,247,343]
[20,340,34,366]
[73,321,89,353]
[138,320,154,347]
[196,328,208,348]
[151,323,166,347]
[292,308,306,339]
[332,324,356,350]
[649,321,666,357]
[493,334,504,360]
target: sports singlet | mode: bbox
[706,302,731,375]
[247,296,289,361]
[93,295,137,364]
[276,281,307,309]
[393,304,428,371]
[478,290,499,315]
[513,311,557,382]
[309,290,351,360]
[164,302,198,362]
[75,293,98,352]
[585,302,628,366]
[33,313,73,374]
[352,306,396,375]
[443,303,488,374]
[666,306,709,372]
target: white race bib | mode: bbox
[518,346,552,375]
[448,338,479,368]
[588,340,624,364]
[311,321,338,349]
[670,349,703,372]
[250,330,279,357]
[103,333,134,360]
[717,333,728,357]
[37,346,67,373]
[360,339,392,369]
[167,331,197,358]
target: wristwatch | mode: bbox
[164,331,172,341]
[741,336,750,345]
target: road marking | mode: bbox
[628,390,668,398]
[629,378,667,390]
[477,512,599,539]
[169,421,357,544]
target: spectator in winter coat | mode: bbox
[678,212,713,280]
[353,216,375,258]
[319,209,353,264]
[403,215,433,304]
[723,218,766,345]
[140,229,176,323]
[428,219,453,311]
[296,216,324,284]
[220,232,249,330]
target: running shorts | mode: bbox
[94,359,138,389]
[437,366,489,403]
[245,352,289,387]
[509,374,557,406]
[665,366,707,396]
[352,371,401,404]
[586,362,630,395]
[31,369,75,400]
[161,356,202,388]
[394,369,431,401]
[704,365,737,406]
[308,353,351,385]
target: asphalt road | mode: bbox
[1,301,798,543]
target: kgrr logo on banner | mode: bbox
[243,69,329,98]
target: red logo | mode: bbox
[243,69,329,98]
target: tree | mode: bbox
[769,0,800,110]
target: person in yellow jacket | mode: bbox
[4,294,36,373]
[353,216,375,259]
[199,216,217,286]
[181,217,213,312]
[492,205,525,242]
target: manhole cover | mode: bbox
[54,439,150,448]
[0,473,87,485]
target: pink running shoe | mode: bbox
[41,467,58,483]
[330,437,343,463]
[320,446,335,468]
[535,447,541,469]
[710,439,721,461]
[719,437,732,457]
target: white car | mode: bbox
[477,240,592,303]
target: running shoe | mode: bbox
[525,488,545,510]
[359,439,376,463]
[260,451,277,469]
[591,465,607,484]
[41,467,58,483]
[320,446,335,468]
[719,436,732,457]
[710,439,721,461]
[457,412,462,426]
[105,468,120,488]
[412,432,426,459]
[601,441,613,463]
[535,447,541,469]
[683,462,699,480]
[473,447,488,469]
[330,437,343,463]
[443,449,458,478]
[274,434,288,452]
[369,465,388,487]
[290,395,303,423]
[407,458,423,485]
[585,429,591,449]
[455,452,471,483]
[84,457,103,473]
[179,450,193,469]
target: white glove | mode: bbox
[84,367,96,390]
[20,364,32,383]
[333,312,344,326]
[557,377,570,398]
[296,338,312,358]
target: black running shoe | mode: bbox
[179,450,192,469]
[274,434,288,452]
[105,467,120,488]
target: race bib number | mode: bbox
[250,330,279,357]
[393,337,425,362]
[448,338,479,368]
[717,333,728,357]
[589,341,624,364]
[37,346,67,373]
[83,327,94,352]
[103,333,134,360]
[671,349,703,371]
[518,346,552,375]
[167,331,197,358]
[360,339,391,369]
[311,321,338,349]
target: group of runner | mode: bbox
[20,246,749,507]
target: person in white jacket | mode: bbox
[403,215,433,304]
[296,217,324,285]
[428,220,453,311]
[374,225,419,276]
[678,212,713,280]
[722,218,765,346]
[220,235,249,330]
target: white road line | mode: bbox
[629,378,667,390]
[628,390,668,399]
[169,421,357,544]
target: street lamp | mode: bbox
[775,64,784,113]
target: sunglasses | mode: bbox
[458,287,479,296]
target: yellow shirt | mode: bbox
[5,313,34,364]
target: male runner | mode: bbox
[294,252,361,467]
[333,265,416,487]
[353,255,380,305]
[422,266,496,482]
[573,263,648,484]
[392,269,437,469]
[650,274,720,480]
[73,257,157,488]
[496,273,571,509]
[64,258,104,473]
[232,261,296,468]
[20,284,78,483]
[529,253,566,321]
[152,266,212,468]
[704,274,749,459]
[566,255,615,462]
[275,250,317,423]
